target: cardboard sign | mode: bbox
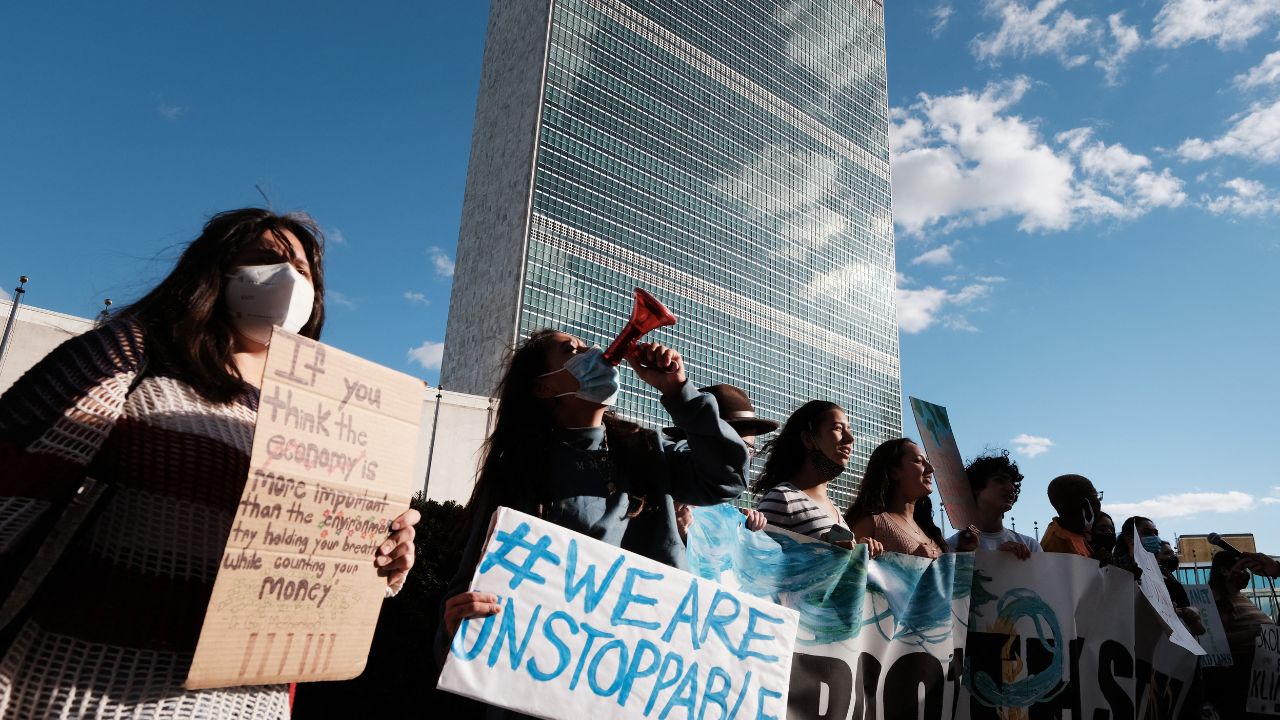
[437,507,800,720]
[909,397,979,529]
[1248,624,1280,715]
[1131,538,1206,656]
[186,329,422,689]
[1185,584,1233,666]
[688,504,974,720]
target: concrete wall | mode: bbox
[440,0,554,397]
[414,388,494,505]
[0,300,96,394]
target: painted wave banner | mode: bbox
[688,504,1198,720]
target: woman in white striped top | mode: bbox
[753,400,855,543]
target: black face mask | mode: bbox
[807,448,845,481]
[1159,555,1180,575]
[1092,531,1116,553]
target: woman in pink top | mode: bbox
[844,438,977,558]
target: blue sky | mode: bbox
[3,1,1279,555]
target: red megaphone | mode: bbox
[601,288,677,366]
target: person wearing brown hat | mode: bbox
[665,384,778,536]
[663,384,779,451]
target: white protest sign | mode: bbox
[1248,624,1280,715]
[1131,538,1206,656]
[437,507,799,720]
[1185,584,1233,666]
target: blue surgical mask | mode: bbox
[1141,535,1164,554]
[540,346,619,406]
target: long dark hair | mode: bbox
[462,329,650,522]
[844,437,916,523]
[119,208,326,402]
[752,400,841,494]
[912,495,948,552]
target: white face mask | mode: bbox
[224,262,314,344]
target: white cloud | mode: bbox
[328,291,356,310]
[0,287,10,302]
[1057,127,1188,217]
[1236,51,1280,89]
[430,247,455,277]
[1178,97,1280,163]
[408,340,445,370]
[897,286,950,333]
[329,229,347,246]
[972,0,1095,69]
[403,291,430,305]
[911,244,955,266]
[1011,433,1054,457]
[895,274,1002,333]
[1260,487,1280,505]
[1095,13,1142,86]
[931,4,954,38]
[157,100,186,121]
[890,79,1184,235]
[1105,491,1256,519]
[1204,177,1280,216]
[1152,0,1280,49]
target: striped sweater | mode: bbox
[755,481,849,540]
[0,318,287,717]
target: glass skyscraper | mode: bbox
[442,0,897,508]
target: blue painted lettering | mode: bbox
[645,652,686,716]
[450,613,496,661]
[754,686,782,720]
[736,607,784,663]
[587,639,629,698]
[611,567,663,631]
[479,522,561,590]
[526,611,578,682]
[661,580,701,649]
[699,590,742,655]
[487,598,543,670]
[698,666,732,720]
[617,639,662,707]
[568,623,616,691]
[660,662,701,720]
[563,539,624,613]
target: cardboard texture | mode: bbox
[186,329,422,689]
[908,396,979,530]
[437,507,800,720]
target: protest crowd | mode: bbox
[1,208,1277,719]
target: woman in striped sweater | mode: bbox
[753,400,858,546]
[0,208,418,718]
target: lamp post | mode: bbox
[0,276,29,370]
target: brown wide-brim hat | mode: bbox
[664,384,779,440]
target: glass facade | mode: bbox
[483,0,896,508]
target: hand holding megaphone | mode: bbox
[628,342,687,396]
